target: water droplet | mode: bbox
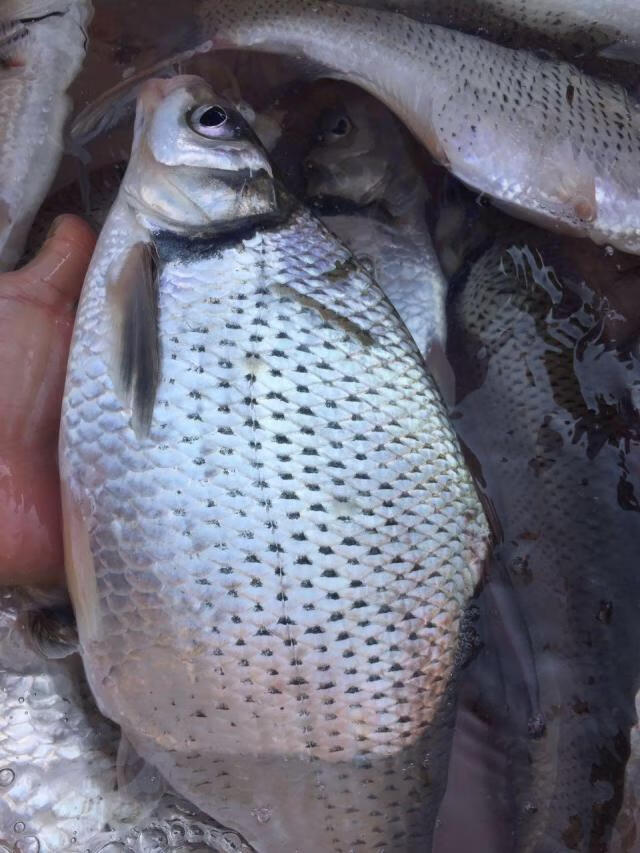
[12,823,24,834]
[13,836,40,853]
[136,829,167,852]
[251,807,272,825]
[0,768,15,787]
[17,697,24,704]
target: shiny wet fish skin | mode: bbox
[302,85,447,360]
[0,0,91,271]
[0,589,255,852]
[449,233,640,851]
[195,0,640,255]
[338,0,640,62]
[60,75,489,852]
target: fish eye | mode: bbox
[318,109,353,144]
[188,104,230,137]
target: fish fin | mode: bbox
[426,339,456,407]
[107,241,161,438]
[23,604,79,659]
[116,735,166,805]
[542,140,597,223]
[598,41,640,65]
[70,45,209,147]
[60,475,99,644]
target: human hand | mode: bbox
[0,216,96,586]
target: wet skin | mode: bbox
[0,215,95,586]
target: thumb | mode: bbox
[7,215,96,310]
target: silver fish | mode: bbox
[0,0,92,271]
[448,227,640,851]
[300,83,448,363]
[0,588,257,852]
[337,0,640,63]
[60,75,489,852]
[189,0,640,255]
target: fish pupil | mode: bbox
[332,117,349,136]
[199,105,228,128]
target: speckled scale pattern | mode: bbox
[62,203,488,851]
[196,0,640,253]
[451,238,640,851]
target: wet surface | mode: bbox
[4,1,640,851]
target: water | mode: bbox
[4,1,640,850]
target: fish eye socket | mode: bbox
[319,110,353,144]
[188,104,230,137]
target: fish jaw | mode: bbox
[0,0,92,270]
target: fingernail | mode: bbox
[46,215,66,240]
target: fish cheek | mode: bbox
[105,241,160,439]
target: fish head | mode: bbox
[123,75,277,235]
[303,88,400,208]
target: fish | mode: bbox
[184,0,640,255]
[298,81,448,363]
[0,0,92,271]
[59,74,490,852]
[0,588,257,851]
[447,225,640,851]
[336,0,640,64]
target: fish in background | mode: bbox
[447,225,640,851]
[297,82,448,365]
[0,0,92,271]
[60,74,489,852]
[180,0,640,256]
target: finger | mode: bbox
[6,214,96,310]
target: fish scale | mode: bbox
[61,77,488,848]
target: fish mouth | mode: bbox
[308,194,374,217]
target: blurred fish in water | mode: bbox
[0,0,92,271]
[60,74,489,852]
[185,0,640,255]
[448,227,640,851]
[337,0,640,63]
[296,82,448,363]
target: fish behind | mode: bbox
[189,0,640,255]
[0,0,92,271]
[60,75,490,852]
[299,82,448,364]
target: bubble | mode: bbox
[136,829,168,852]
[250,807,272,825]
[13,836,40,853]
[12,823,24,834]
[0,769,15,787]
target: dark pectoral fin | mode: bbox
[107,241,160,437]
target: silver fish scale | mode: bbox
[451,238,640,851]
[62,204,488,851]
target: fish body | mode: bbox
[60,76,489,852]
[194,0,640,255]
[448,230,640,851]
[300,83,447,360]
[338,0,640,62]
[0,0,92,271]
